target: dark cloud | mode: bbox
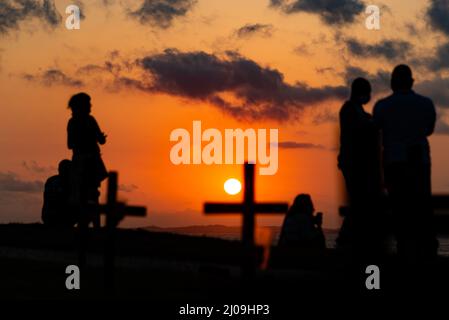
[23,68,83,87]
[135,49,347,121]
[426,0,449,35]
[128,0,197,29]
[236,23,274,38]
[345,38,413,60]
[0,0,62,35]
[418,42,449,71]
[269,0,365,26]
[415,76,449,109]
[274,141,326,149]
[0,172,43,193]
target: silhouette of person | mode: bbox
[278,194,326,249]
[373,65,438,261]
[42,159,77,227]
[337,77,384,257]
[67,92,108,227]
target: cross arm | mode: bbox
[254,203,288,214]
[99,203,147,217]
[204,203,244,214]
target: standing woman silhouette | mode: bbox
[67,92,108,227]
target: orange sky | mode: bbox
[1,0,449,229]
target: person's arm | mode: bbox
[91,117,107,145]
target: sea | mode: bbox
[146,226,449,257]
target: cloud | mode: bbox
[134,49,348,121]
[269,0,365,26]
[345,38,413,60]
[0,172,43,193]
[22,161,56,175]
[311,108,338,124]
[128,0,197,29]
[293,43,311,55]
[426,0,449,35]
[235,23,274,38]
[342,66,390,93]
[119,183,139,193]
[435,116,449,135]
[418,42,449,71]
[23,68,84,87]
[0,0,62,35]
[274,141,326,149]
[415,76,449,109]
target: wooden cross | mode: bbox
[78,171,146,291]
[204,163,288,275]
[100,172,147,228]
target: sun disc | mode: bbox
[224,178,242,195]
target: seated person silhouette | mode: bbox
[278,194,326,249]
[42,159,77,227]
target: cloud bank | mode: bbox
[0,0,61,35]
[269,0,365,26]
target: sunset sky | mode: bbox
[1,0,449,230]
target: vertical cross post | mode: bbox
[76,171,146,293]
[243,162,255,248]
[104,171,118,291]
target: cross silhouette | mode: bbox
[77,171,146,291]
[204,163,288,274]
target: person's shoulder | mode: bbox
[88,115,100,125]
[373,94,394,113]
[413,92,434,106]
[375,94,394,106]
[45,175,60,186]
[339,100,353,116]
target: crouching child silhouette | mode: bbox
[67,92,108,228]
[278,194,326,249]
[42,159,77,227]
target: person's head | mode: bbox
[58,159,71,177]
[68,92,91,116]
[291,194,314,216]
[391,64,414,92]
[350,77,371,105]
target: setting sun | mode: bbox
[224,178,242,195]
